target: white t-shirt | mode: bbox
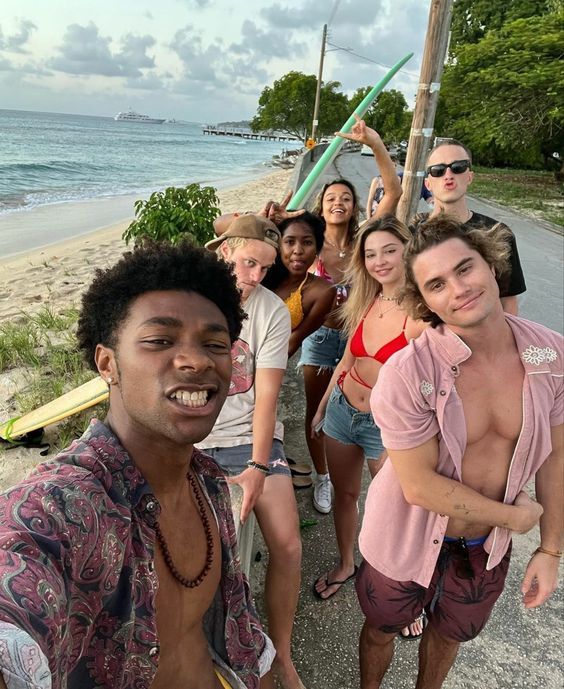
[198,284,290,449]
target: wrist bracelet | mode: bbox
[247,460,269,475]
[534,546,562,558]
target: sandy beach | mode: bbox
[0,168,292,325]
[0,168,292,488]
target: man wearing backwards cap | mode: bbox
[200,216,305,689]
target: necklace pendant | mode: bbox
[339,250,346,258]
[378,313,383,318]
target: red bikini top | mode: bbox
[350,315,408,365]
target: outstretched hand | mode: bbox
[259,191,305,226]
[336,113,383,150]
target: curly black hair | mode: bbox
[77,240,245,370]
[261,211,325,291]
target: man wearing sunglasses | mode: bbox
[355,216,562,689]
[413,139,526,316]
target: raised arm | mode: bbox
[366,177,380,220]
[212,193,305,237]
[521,423,563,608]
[336,114,402,216]
[388,436,544,533]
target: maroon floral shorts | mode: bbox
[355,540,511,642]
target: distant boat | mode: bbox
[114,109,165,124]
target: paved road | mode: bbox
[301,149,563,332]
[252,151,563,688]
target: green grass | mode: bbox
[1,306,103,451]
[0,322,41,369]
[471,167,564,228]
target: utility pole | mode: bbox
[396,0,453,224]
[311,24,328,143]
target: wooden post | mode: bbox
[396,0,453,225]
[311,24,328,143]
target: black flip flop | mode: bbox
[399,612,428,640]
[312,565,358,600]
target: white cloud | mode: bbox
[49,22,157,78]
[0,18,38,53]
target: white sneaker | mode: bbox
[313,473,332,514]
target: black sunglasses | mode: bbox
[426,159,471,178]
[451,537,475,579]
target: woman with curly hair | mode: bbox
[261,211,335,358]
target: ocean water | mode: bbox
[0,109,293,215]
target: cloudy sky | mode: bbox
[1,0,430,122]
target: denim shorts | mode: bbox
[298,325,347,369]
[204,439,291,478]
[322,384,385,460]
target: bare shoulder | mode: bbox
[406,317,428,342]
[303,275,335,306]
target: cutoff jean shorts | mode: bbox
[298,325,347,370]
[322,384,385,461]
[204,439,291,478]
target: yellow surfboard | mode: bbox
[0,376,109,441]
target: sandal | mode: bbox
[313,565,358,600]
[286,456,312,476]
[292,474,313,489]
[399,612,428,640]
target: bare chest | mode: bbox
[456,357,524,444]
[150,500,222,688]
[455,356,524,499]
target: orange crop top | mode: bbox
[283,275,309,330]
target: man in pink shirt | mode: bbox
[356,216,563,688]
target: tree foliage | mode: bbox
[449,0,556,48]
[349,88,410,143]
[123,184,220,247]
[251,71,348,141]
[438,2,563,168]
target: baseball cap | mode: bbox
[205,214,281,252]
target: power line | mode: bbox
[326,39,420,79]
[327,0,342,27]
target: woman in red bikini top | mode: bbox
[311,215,427,601]
[314,214,427,434]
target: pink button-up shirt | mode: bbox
[360,315,563,588]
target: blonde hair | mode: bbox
[216,236,249,259]
[340,214,411,337]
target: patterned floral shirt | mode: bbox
[0,420,267,688]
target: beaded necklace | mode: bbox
[155,472,214,588]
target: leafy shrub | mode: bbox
[123,183,221,246]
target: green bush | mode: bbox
[123,183,221,246]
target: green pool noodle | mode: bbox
[287,52,414,211]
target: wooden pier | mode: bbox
[202,125,299,142]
